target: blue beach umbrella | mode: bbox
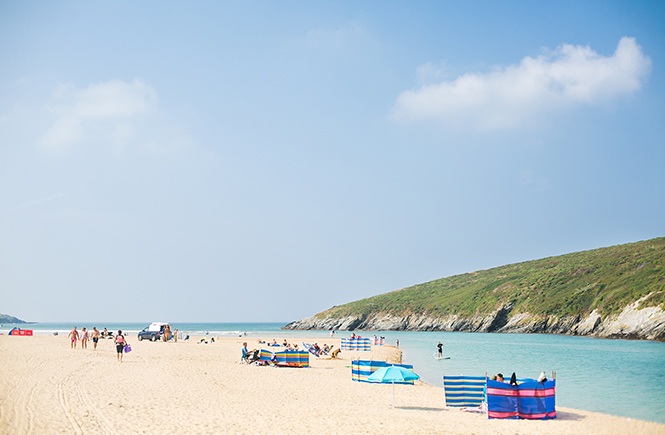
[367,365,420,408]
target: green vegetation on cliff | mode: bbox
[317,237,665,320]
[0,313,28,324]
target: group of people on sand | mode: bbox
[67,326,130,362]
[489,371,547,385]
[160,324,179,342]
[67,326,103,350]
[250,339,335,357]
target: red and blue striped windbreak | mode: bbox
[443,375,486,407]
[352,360,415,384]
[486,379,556,419]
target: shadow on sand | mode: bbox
[395,406,446,412]
[553,410,586,421]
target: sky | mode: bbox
[1,1,664,323]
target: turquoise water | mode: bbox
[4,322,664,424]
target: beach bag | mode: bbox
[124,344,132,353]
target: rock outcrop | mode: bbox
[283,295,665,341]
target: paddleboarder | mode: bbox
[437,341,444,358]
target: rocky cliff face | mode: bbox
[283,295,665,341]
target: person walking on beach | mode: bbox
[80,327,89,349]
[68,327,79,349]
[91,327,100,350]
[115,330,129,362]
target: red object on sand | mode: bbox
[9,329,33,336]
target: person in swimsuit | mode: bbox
[68,327,79,349]
[115,330,129,362]
[437,341,444,358]
[91,327,100,350]
[80,327,89,349]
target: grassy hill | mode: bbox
[0,313,28,324]
[315,237,665,321]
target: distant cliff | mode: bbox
[0,313,29,324]
[284,237,665,341]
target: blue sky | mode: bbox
[1,1,663,323]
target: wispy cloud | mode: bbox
[392,37,652,130]
[2,193,66,214]
[40,79,157,150]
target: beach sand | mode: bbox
[1,335,663,435]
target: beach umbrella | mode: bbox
[367,365,420,408]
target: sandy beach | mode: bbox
[1,335,663,435]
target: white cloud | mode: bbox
[41,79,157,149]
[415,61,449,85]
[392,37,652,130]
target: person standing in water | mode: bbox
[437,341,445,358]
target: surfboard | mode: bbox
[433,354,451,360]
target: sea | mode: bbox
[3,321,664,424]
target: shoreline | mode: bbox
[1,335,664,434]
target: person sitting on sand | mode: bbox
[68,327,79,349]
[509,372,518,386]
[496,373,504,382]
[282,339,288,347]
[271,339,278,346]
[241,342,254,363]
